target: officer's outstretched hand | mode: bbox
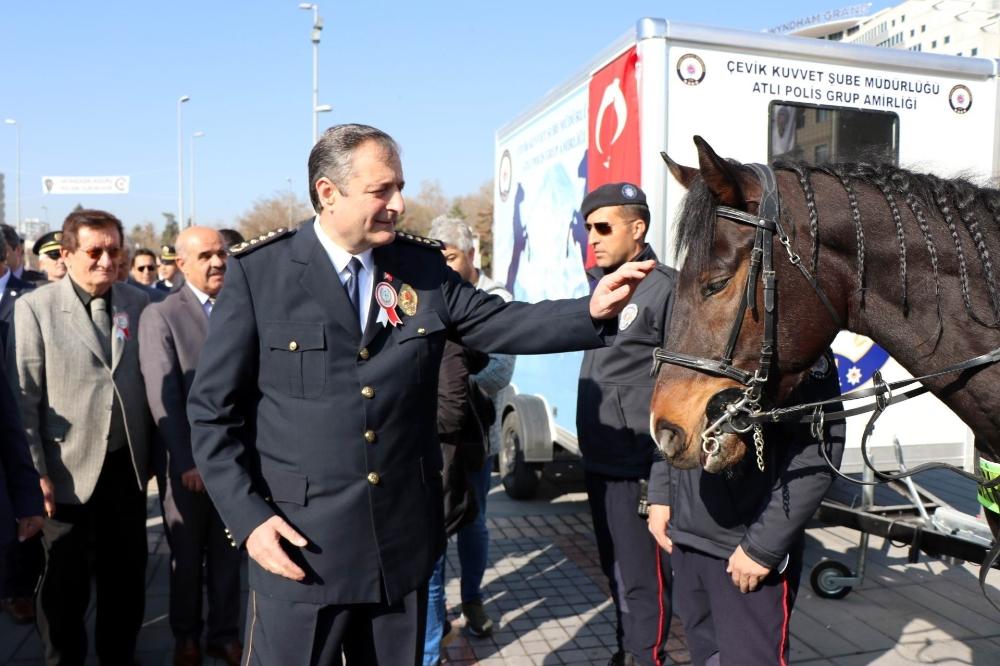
[589,260,656,319]
[247,515,308,581]
[647,504,672,554]
[727,545,771,593]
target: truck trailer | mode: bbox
[492,17,1000,498]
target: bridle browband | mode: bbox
[650,163,843,467]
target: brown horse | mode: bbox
[651,137,1000,482]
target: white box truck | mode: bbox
[492,18,1000,498]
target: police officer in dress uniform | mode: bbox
[576,183,676,666]
[155,245,185,293]
[647,354,844,665]
[187,123,654,666]
[32,231,67,282]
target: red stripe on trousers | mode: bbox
[778,575,790,666]
[653,543,665,666]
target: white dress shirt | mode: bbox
[313,218,374,332]
[186,281,214,318]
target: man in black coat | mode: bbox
[576,183,676,666]
[187,123,654,665]
[647,355,844,665]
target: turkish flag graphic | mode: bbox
[587,47,641,192]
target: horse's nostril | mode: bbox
[654,420,685,457]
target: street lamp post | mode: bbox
[177,95,190,229]
[299,3,324,144]
[3,119,20,228]
[190,131,205,227]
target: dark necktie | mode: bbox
[346,257,362,329]
[91,297,112,362]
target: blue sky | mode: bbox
[0,1,896,232]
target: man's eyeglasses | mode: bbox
[135,265,157,272]
[584,219,638,236]
[43,250,61,261]
[80,247,122,261]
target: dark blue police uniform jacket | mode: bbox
[189,222,610,605]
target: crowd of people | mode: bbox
[0,123,844,666]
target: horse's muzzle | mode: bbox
[705,387,752,433]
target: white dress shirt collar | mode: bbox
[186,281,214,317]
[313,218,374,331]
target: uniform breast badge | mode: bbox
[618,303,638,331]
[375,282,403,327]
[398,284,418,317]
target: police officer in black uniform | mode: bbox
[576,183,676,666]
[647,354,844,665]
[187,123,655,666]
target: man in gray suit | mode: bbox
[13,209,152,666]
[140,226,243,666]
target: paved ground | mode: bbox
[2,462,1000,664]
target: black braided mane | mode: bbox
[672,160,1000,331]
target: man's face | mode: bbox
[131,254,158,286]
[586,205,644,270]
[442,244,477,283]
[158,259,178,281]
[176,229,227,296]
[63,224,121,296]
[38,249,66,281]
[320,140,405,253]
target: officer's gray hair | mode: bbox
[307,124,400,213]
[428,216,474,252]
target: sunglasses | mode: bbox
[135,265,157,272]
[584,219,638,236]
[80,247,122,261]
[43,250,62,260]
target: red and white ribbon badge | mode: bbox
[113,311,131,342]
[375,281,403,327]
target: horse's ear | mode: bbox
[660,151,698,189]
[692,136,751,208]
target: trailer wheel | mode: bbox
[499,410,542,499]
[810,560,853,600]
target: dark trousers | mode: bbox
[670,543,802,666]
[2,532,43,597]
[36,448,147,666]
[158,470,243,645]
[244,585,427,665]
[585,472,672,666]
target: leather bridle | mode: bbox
[650,163,843,468]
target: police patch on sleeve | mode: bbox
[619,303,639,331]
[810,354,831,379]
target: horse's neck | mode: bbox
[809,175,1000,442]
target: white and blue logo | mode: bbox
[833,335,890,393]
[621,184,638,199]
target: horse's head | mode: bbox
[651,137,838,473]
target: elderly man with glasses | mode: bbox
[13,209,153,665]
[576,182,677,666]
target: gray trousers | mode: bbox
[159,470,243,645]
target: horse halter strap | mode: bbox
[652,163,843,388]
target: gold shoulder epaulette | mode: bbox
[395,231,444,250]
[229,227,293,255]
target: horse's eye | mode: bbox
[702,277,731,298]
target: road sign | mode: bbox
[42,176,130,195]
